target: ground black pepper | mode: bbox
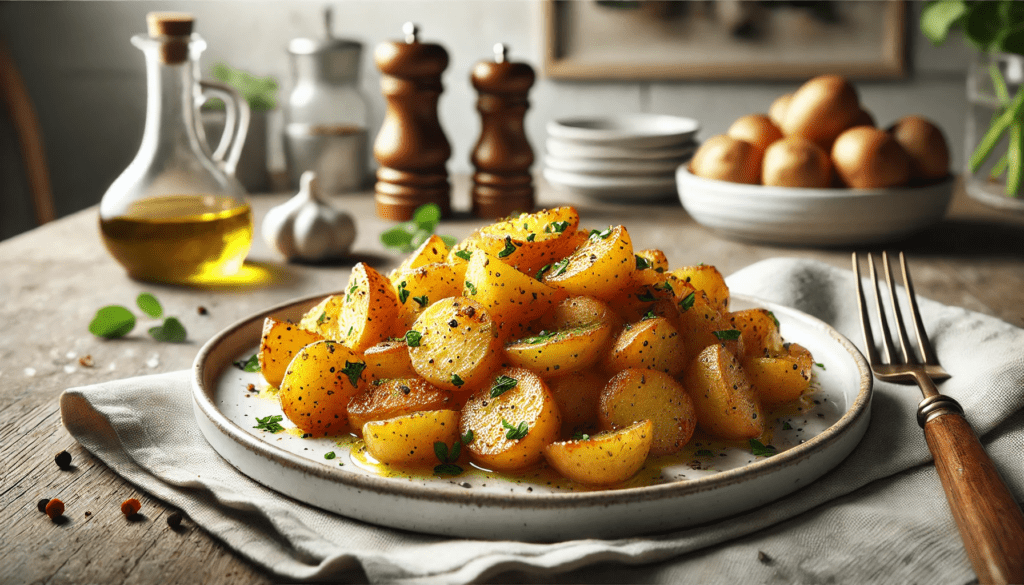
[54,450,72,469]
[167,511,183,529]
[37,498,49,513]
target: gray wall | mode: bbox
[0,0,973,240]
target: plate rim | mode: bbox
[192,292,873,511]
[547,114,700,144]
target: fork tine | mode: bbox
[852,253,881,366]
[882,251,916,364]
[899,252,941,366]
[868,253,898,364]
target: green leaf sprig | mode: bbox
[89,293,187,342]
[749,439,778,457]
[380,204,457,253]
[501,418,529,441]
[434,430,474,476]
[254,415,285,433]
[489,375,518,398]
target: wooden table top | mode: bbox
[3,176,1023,584]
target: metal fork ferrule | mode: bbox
[917,394,964,428]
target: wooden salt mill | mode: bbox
[373,23,451,220]
[470,43,535,218]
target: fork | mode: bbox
[853,251,1024,584]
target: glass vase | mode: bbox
[965,51,1024,211]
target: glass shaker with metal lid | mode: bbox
[284,8,369,194]
[99,12,253,286]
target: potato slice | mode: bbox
[348,377,456,436]
[745,342,813,406]
[729,308,784,359]
[391,262,462,328]
[407,297,502,392]
[299,263,401,351]
[363,410,461,465]
[675,289,744,366]
[504,322,612,378]
[547,369,608,436]
[279,340,366,436]
[607,316,686,376]
[544,420,653,486]
[391,234,450,276]
[460,368,561,472]
[476,206,580,273]
[462,249,563,339]
[612,272,692,323]
[258,317,323,388]
[671,265,730,313]
[684,344,764,440]
[540,225,634,301]
[634,249,669,273]
[599,369,696,456]
[364,339,416,381]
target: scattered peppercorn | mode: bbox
[197,306,208,315]
[45,498,65,521]
[757,550,772,564]
[121,497,142,518]
[246,383,256,392]
[78,354,94,368]
[85,511,92,517]
[55,450,72,469]
[167,511,183,529]
[37,498,49,513]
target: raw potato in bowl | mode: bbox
[256,207,816,487]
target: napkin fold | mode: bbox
[61,258,1024,584]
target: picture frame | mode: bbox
[543,0,906,80]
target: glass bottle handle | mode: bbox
[198,81,250,176]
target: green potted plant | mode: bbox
[922,0,1024,208]
[202,63,278,192]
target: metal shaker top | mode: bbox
[287,7,362,83]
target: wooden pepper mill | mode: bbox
[470,43,535,219]
[373,23,452,220]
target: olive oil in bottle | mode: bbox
[100,194,253,285]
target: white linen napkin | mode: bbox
[61,258,1024,584]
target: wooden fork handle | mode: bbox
[923,409,1024,584]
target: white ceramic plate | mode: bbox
[192,293,872,541]
[546,137,696,161]
[543,168,679,202]
[677,167,955,246]
[547,114,699,148]
[545,154,690,176]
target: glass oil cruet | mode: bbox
[99,12,253,285]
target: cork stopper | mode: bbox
[147,12,194,37]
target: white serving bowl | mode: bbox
[676,167,955,246]
[547,114,699,148]
[546,137,695,161]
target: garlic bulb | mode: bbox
[262,171,356,261]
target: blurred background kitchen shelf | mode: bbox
[0,0,972,240]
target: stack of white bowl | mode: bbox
[543,114,699,202]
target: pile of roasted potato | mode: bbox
[257,207,813,487]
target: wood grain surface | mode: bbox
[2,176,1023,584]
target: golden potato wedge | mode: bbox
[348,377,456,436]
[363,339,416,380]
[460,367,561,472]
[671,265,730,313]
[391,262,462,328]
[462,249,564,338]
[392,234,450,275]
[675,288,744,366]
[745,342,813,406]
[363,410,461,465]
[546,369,608,436]
[407,297,502,392]
[504,322,613,378]
[684,344,763,440]
[258,317,323,388]
[729,308,784,359]
[539,294,620,332]
[476,206,580,273]
[598,369,696,456]
[279,340,366,436]
[299,263,401,351]
[634,249,669,273]
[607,316,686,376]
[540,225,635,301]
[543,420,653,486]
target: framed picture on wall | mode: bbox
[543,0,906,80]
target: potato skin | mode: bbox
[258,317,323,388]
[364,339,417,381]
[348,377,455,435]
[279,340,366,436]
[745,342,813,406]
[463,249,563,339]
[599,369,696,456]
[689,134,760,184]
[544,420,653,486]
[607,317,686,377]
[460,368,561,472]
[542,225,635,301]
[363,410,461,465]
[476,206,580,274]
[299,263,401,351]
